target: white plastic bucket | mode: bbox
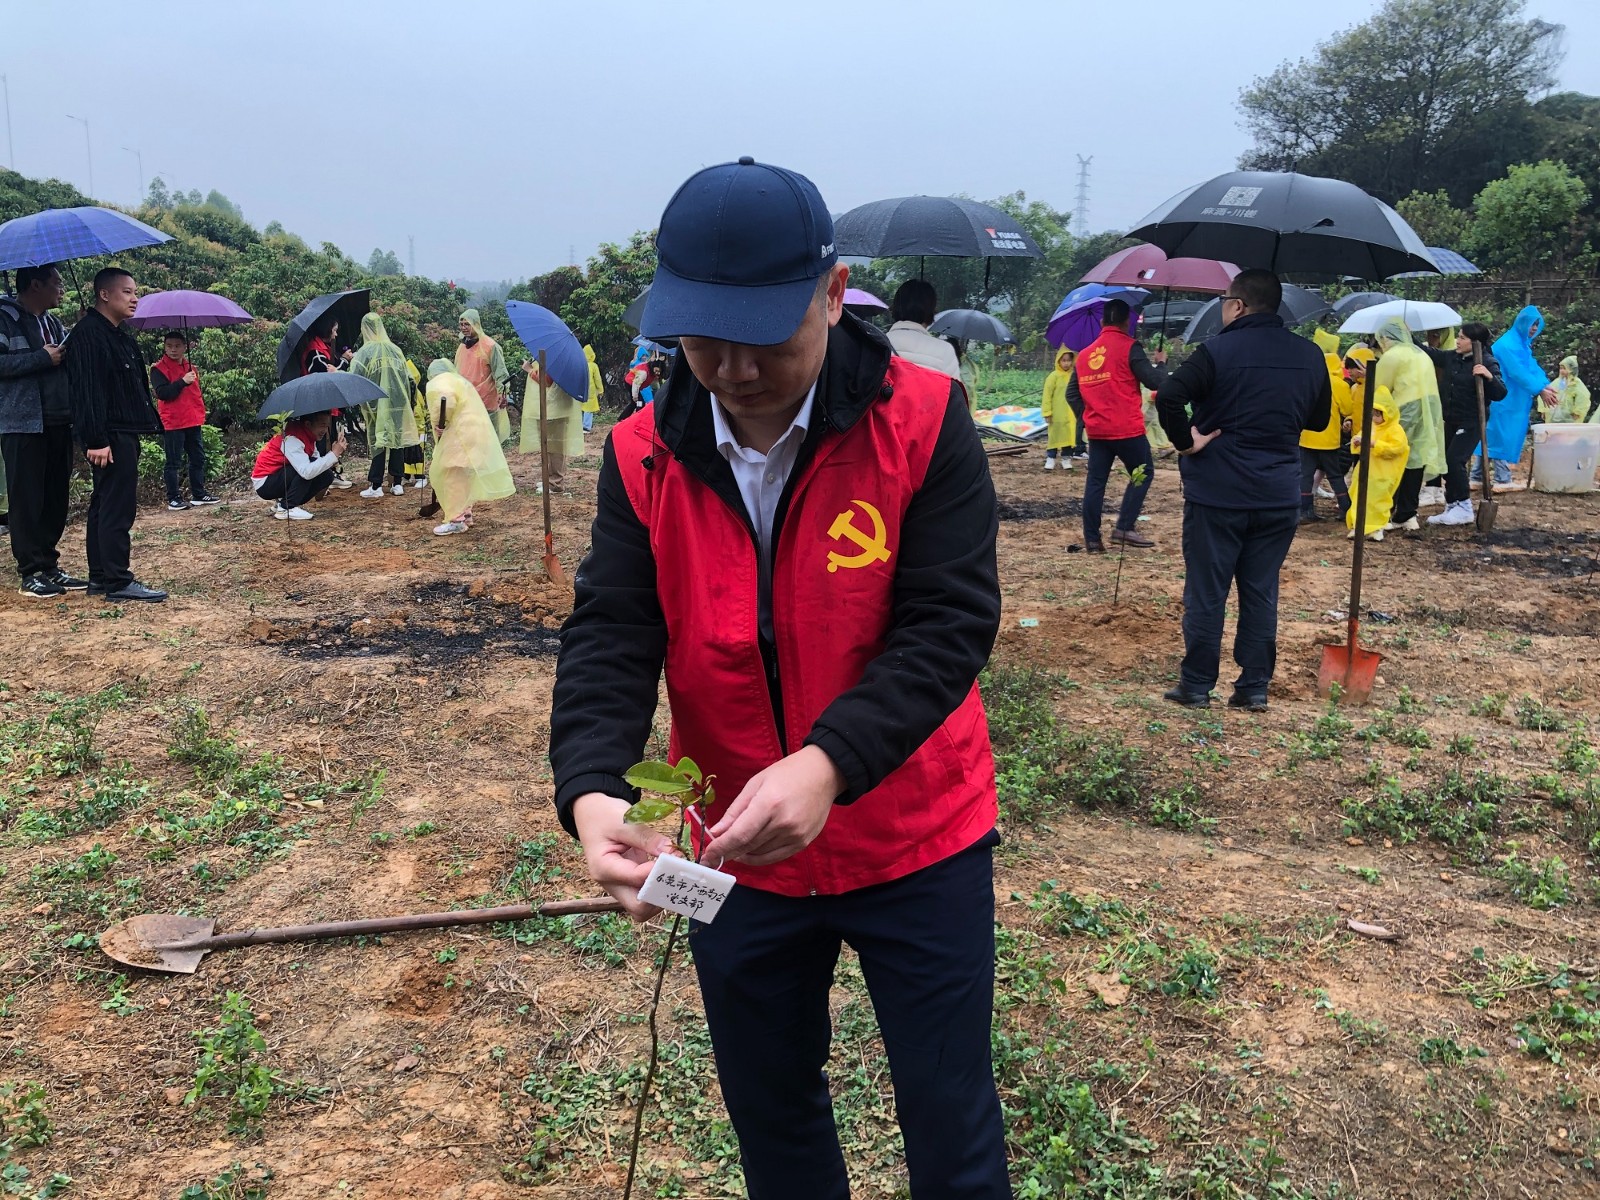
[1530,423,1600,493]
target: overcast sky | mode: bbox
[6,0,1598,282]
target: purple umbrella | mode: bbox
[1045,284,1149,351]
[123,289,253,331]
[843,287,886,311]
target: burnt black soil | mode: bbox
[253,582,563,663]
[1422,525,1600,577]
[998,497,1084,521]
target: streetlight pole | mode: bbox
[1,76,13,171]
[66,114,92,197]
[123,146,143,203]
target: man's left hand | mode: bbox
[702,745,844,867]
[1150,349,1168,365]
[1471,365,1492,381]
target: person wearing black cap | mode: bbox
[549,158,1008,1197]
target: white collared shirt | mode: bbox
[711,383,816,573]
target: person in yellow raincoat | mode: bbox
[401,359,429,487]
[1346,384,1409,541]
[424,359,515,536]
[1372,318,1444,531]
[348,314,423,498]
[1299,328,1357,522]
[1547,356,1591,423]
[580,344,603,434]
[454,309,511,443]
[1039,347,1077,470]
[519,358,586,492]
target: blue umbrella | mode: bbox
[1045,284,1150,351]
[504,301,588,401]
[1390,246,1480,280]
[257,372,385,420]
[0,206,171,270]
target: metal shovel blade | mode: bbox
[1475,499,1499,533]
[99,913,218,975]
[1318,642,1382,704]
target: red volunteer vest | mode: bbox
[1074,327,1146,440]
[151,356,206,431]
[614,358,998,897]
[251,423,313,478]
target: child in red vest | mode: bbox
[150,333,221,510]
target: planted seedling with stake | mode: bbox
[616,756,720,1200]
[1113,463,1150,608]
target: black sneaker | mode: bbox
[49,570,89,591]
[166,498,191,511]
[105,581,167,603]
[1162,685,1212,709]
[191,493,223,505]
[19,574,65,599]
[1228,692,1269,713]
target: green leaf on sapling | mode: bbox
[674,757,703,784]
[624,797,680,824]
[623,761,695,795]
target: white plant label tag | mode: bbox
[639,854,736,924]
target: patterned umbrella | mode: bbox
[0,206,171,270]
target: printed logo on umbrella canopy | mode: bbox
[1199,185,1265,219]
[983,226,1029,251]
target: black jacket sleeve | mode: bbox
[1155,345,1215,451]
[0,312,50,379]
[804,384,1001,801]
[549,435,668,836]
[1481,358,1508,405]
[151,367,186,401]
[1065,370,1082,408]
[1128,343,1168,391]
[65,325,108,450]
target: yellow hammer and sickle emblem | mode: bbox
[826,500,892,573]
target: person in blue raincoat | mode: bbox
[1483,307,1558,484]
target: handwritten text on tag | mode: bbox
[639,854,736,924]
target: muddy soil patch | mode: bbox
[998,496,1084,521]
[249,580,563,664]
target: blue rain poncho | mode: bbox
[1486,307,1550,461]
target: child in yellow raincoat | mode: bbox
[1300,329,1357,521]
[520,358,586,492]
[581,344,603,434]
[424,359,515,537]
[1039,348,1077,470]
[1346,384,1409,541]
[403,359,429,488]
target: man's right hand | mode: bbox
[43,344,65,367]
[331,436,348,456]
[86,446,113,468]
[571,792,675,921]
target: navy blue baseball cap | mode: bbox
[641,157,837,347]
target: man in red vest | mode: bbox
[1066,298,1168,551]
[150,333,222,510]
[549,158,1007,1199]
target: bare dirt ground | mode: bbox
[1,427,1597,1199]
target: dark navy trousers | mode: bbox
[688,832,1010,1200]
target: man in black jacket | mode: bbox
[549,158,1007,1199]
[1424,323,1506,527]
[65,267,166,602]
[1155,269,1331,711]
[0,264,88,599]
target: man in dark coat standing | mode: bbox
[1155,269,1330,711]
[65,267,166,602]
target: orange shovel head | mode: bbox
[1318,642,1382,704]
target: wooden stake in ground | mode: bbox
[536,349,565,584]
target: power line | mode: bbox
[1074,155,1093,234]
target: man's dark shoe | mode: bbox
[1228,692,1269,713]
[49,570,89,591]
[105,581,167,603]
[18,574,65,599]
[1163,685,1211,709]
[166,498,190,511]
[1298,508,1321,525]
[1085,540,1106,554]
[192,493,223,505]
[1110,527,1155,548]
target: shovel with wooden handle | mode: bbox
[1319,375,1382,704]
[99,895,624,976]
[1473,343,1499,533]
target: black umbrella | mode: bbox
[622,284,649,332]
[1139,299,1208,332]
[834,197,1043,262]
[274,289,371,383]
[257,371,384,420]
[1127,171,1439,280]
[929,309,1014,346]
[1181,284,1331,343]
[1332,290,1400,319]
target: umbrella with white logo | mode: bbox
[833,196,1042,286]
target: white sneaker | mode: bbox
[1064,457,1075,470]
[359,487,384,499]
[1044,458,1056,471]
[1369,528,1385,541]
[1315,485,1336,501]
[433,520,467,536]
[330,476,354,490]
[391,484,405,496]
[413,476,428,489]
[1429,501,1475,526]
[1383,516,1419,532]
[285,506,313,521]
